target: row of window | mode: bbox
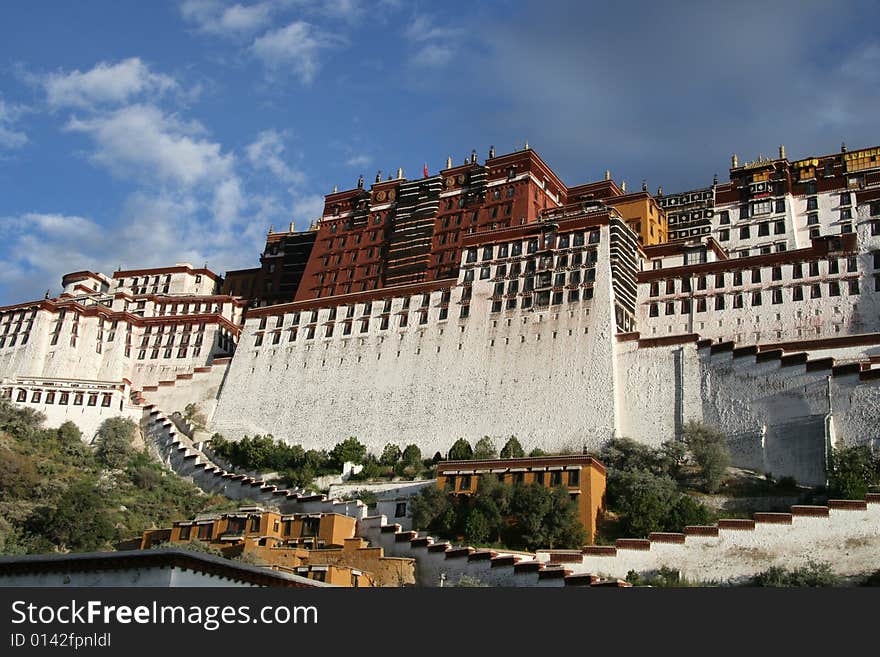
[447,469,580,490]
[648,280,861,316]
[490,287,594,312]
[464,230,601,264]
[648,257,859,297]
[7,388,114,407]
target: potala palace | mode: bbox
[3,142,880,487]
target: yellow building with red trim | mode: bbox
[435,455,606,543]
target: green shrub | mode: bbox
[750,560,839,587]
[827,445,878,500]
[682,421,730,493]
[94,417,138,469]
[448,438,473,460]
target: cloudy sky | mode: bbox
[0,0,877,304]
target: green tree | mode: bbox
[410,485,452,532]
[0,448,40,500]
[56,421,83,444]
[401,444,422,468]
[473,436,497,460]
[528,447,547,457]
[607,469,679,537]
[464,509,490,544]
[448,438,473,461]
[500,436,525,459]
[380,443,402,466]
[28,480,116,551]
[329,437,367,469]
[0,399,45,440]
[95,417,137,469]
[682,421,730,493]
[827,445,878,500]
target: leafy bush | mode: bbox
[682,421,730,493]
[750,560,840,587]
[0,399,45,440]
[27,480,116,552]
[94,417,138,469]
[827,445,879,500]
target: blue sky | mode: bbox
[0,0,878,305]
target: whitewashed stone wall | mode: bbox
[570,500,880,583]
[210,225,621,456]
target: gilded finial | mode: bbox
[523,139,530,150]
[713,173,718,185]
[604,170,610,181]
[446,156,452,169]
[333,184,338,193]
[731,153,739,168]
[470,149,477,164]
[375,170,382,183]
[621,180,627,193]
[268,224,274,234]
[779,144,786,159]
[641,179,647,192]
[290,221,295,232]
[357,175,364,189]
[841,141,847,153]
[397,167,403,179]
[489,145,495,159]
[657,186,663,196]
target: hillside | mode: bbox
[0,400,234,555]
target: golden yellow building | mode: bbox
[435,455,606,543]
[132,507,414,587]
[607,192,669,245]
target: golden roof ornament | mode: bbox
[397,167,403,179]
[446,156,452,169]
[731,153,739,168]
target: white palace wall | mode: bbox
[211,225,622,456]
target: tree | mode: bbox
[682,421,730,493]
[528,447,547,457]
[410,485,451,532]
[0,448,40,500]
[95,417,138,469]
[464,509,490,544]
[401,444,422,468]
[473,436,497,460]
[607,469,679,537]
[0,399,45,440]
[828,445,878,500]
[448,438,473,461]
[56,421,83,444]
[183,403,207,431]
[329,437,367,469]
[28,480,116,551]
[500,436,525,459]
[380,443,402,466]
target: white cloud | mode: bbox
[245,129,305,185]
[66,104,235,188]
[181,0,274,36]
[344,153,371,167]
[44,58,177,109]
[290,193,326,226]
[250,21,344,83]
[404,15,463,69]
[0,98,28,149]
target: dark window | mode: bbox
[568,470,580,486]
[739,226,750,239]
[793,286,804,301]
[395,502,407,518]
